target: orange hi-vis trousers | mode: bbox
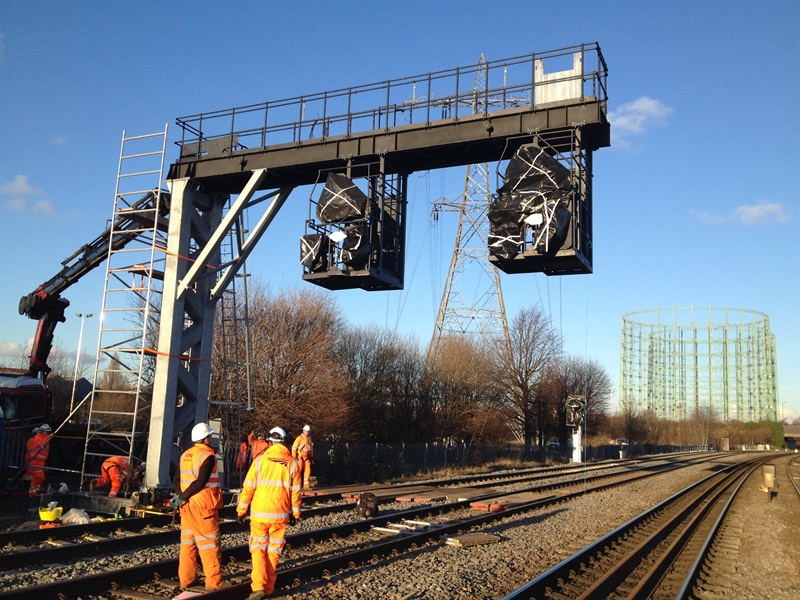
[26,463,46,497]
[296,454,312,488]
[178,503,223,589]
[248,521,287,595]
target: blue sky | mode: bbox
[1,0,798,421]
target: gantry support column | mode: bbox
[146,178,226,488]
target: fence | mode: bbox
[221,441,700,487]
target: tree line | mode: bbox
[207,282,612,455]
[8,281,790,455]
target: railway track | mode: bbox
[0,454,719,599]
[0,454,709,570]
[501,454,779,600]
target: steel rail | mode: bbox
[1,455,700,569]
[593,458,763,599]
[205,459,712,599]
[500,455,773,600]
[787,456,800,496]
[0,458,702,599]
[672,460,761,600]
[0,503,351,571]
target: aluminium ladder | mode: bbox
[80,126,169,492]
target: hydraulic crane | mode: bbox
[17,191,168,382]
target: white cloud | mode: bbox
[733,203,792,225]
[0,174,57,218]
[3,197,27,212]
[608,96,672,148]
[32,199,56,217]
[0,174,43,196]
[690,201,793,225]
[0,341,23,358]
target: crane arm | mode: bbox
[18,190,169,379]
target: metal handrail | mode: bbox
[174,43,607,158]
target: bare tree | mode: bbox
[684,407,716,446]
[492,305,561,455]
[421,335,503,445]
[240,283,350,438]
[337,325,425,442]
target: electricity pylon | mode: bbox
[429,54,511,356]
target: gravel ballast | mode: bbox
[1,453,797,599]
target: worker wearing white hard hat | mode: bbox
[24,424,51,497]
[292,425,314,489]
[171,422,228,590]
[237,425,302,599]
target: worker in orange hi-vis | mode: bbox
[235,439,250,469]
[237,427,302,600]
[291,424,314,489]
[91,456,144,497]
[170,422,229,591]
[21,427,40,490]
[248,430,268,462]
[24,424,51,497]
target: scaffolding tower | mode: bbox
[620,307,779,422]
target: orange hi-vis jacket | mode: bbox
[235,442,249,469]
[100,456,130,497]
[26,432,50,467]
[291,433,314,460]
[102,456,130,479]
[248,432,268,461]
[179,443,222,511]
[238,443,301,523]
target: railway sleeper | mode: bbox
[559,581,585,595]
[710,549,738,562]
[544,590,574,600]
[143,525,172,533]
[714,541,741,551]
[152,576,183,587]
[707,561,737,574]
[569,573,595,586]
[115,529,140,537]
[112,589,165,600]
[696,582,734,594]
[702,575,736,587]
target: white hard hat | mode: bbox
[303,424,311,431]
[39,424,52,433]
[191,422,214,442]
[268,427,286,442]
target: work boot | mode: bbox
[206,581,232,590]
[248,590,266,600]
